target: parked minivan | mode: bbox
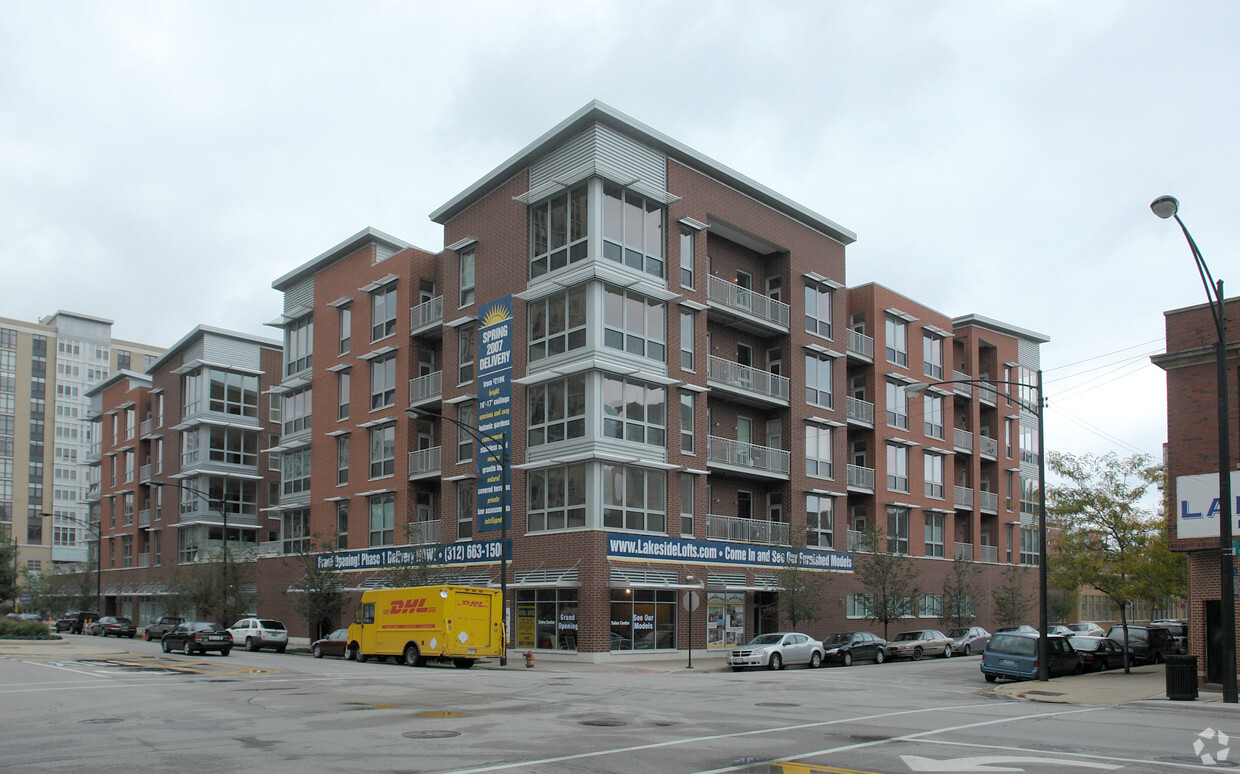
[981,632,1082,682]
[1106,625,1176,665]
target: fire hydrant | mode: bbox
[523,651,534,668]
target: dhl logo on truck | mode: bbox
[460,600,487,608]
[385,598,435,615]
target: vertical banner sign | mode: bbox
[476,296,513,533]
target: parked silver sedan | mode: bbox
[947,626,991,656]
[728,632,824,671]
[886,629,954,660]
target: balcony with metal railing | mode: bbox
[707,355,790,406]
[86,442,102,464]
[706,513,790,546]
[138,508,151,528]
[409,371,443,407]
[140,418,153,438]
[706,275,790,333]
[407,519,442,546]
[707,436,790,479]
[954,485,974,509]
[979,490,999,513]
[139,463,152,483]
[846,396,875,426]
[255,540,284,557]
[410,295,444,336]
[954,542,973,560]
[980,544,999,563]
[979,435,998,459]
[954,428,973,453]
[136,552,150,568]
[407,446,442,480]
[847,464,876,492]
[85,482,101,503]
[847,529,873,552]
[847,329,874,361]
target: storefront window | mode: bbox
[515,589,578,651]
[610,589,676,650]
[706,592,746,649]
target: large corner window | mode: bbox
[282,387,312,435]
[530,184,588,278]
[528,287,586,363]
[527,375,586,447]
[602,376,665,446]
[285,315,313,376]
[603,286,666,361]
[602,183,663,278]
[602,464,666,532]
[526,462,586,531]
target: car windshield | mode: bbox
[947,628,968,637]
[747,634,783,645]
[259,620,285,629]
[1069,636,1099,650]
[115,618,132,625]
[328,629,347,639]
[893,632,921,641]
[824,633,851,645]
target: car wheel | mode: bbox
[912,647,923,661]
[312,644,323,659]
[183,641,195,656]
[964,644,971,656]
[221,648,231,656]
[810,652,822,669]
[875,649,885,664]
[346,643,359,662]
[161,639,171,653]
[246,637,258,652]
[403,643,422,667]
[842,652,853,667]
[941,645,952,658]
[985,674,998,683]
[768,653,783,671]
[730,666,744,672]
[275,646,286,654]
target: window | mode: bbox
[885,315,908,367]
[458,325,475,384]
[370,355,396,410]
[527,375,586,447]
[125,407,135,439]
[338,371,350,420]
[530,184,588,277]
[285,315,313,376]
[526,463,587,531]
[208,427,258,467]
[268,392,281,424]
[369,424,395,478]
[602,376,666,446]
[282,387,312,435]
[924,394,943,439]
[924,512,944,557]
[459,249,475,307]
[518,588,580,651]
[368,493,394,547]
[336,435,349,485]
[679,227,694,288]
[805,425,832,479]
[1020,527,1040,565]
[602,183,663,278]
[602,464,666,532]
[805,353,833,409]
[283,509,310,554]
[885,380,909,429]
[1006,470,1016,511]
[806,494,833,548]
[919,594,943,618]
[338,304,351,355]
[680,311,694,371]
[886,444,908,492]
[1021,476,1039,520]
[283,448,311,496]
[923,332,943,379]
[680,391,694,454]
[528,287,586,363]
[924,453,944,499]
[603,286,666,361]
[371,285,397,341]
[886,506,909,554]
[680,475,694,536]
[804,282,833,338]
[1020,424,1039,464]
[457,403,475,462]
[847,593,875,618]
[456,480,474,540]
[123,450,134,482]
[336,501,349,549]
[610,588,676,651]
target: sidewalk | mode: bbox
[993,663,1240,709]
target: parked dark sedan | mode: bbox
[1070,635,1126,672]
[161,622,233,656]
[89,616,137,638]
[311,628,349,659]
[1107,625,1177,665]
[820,631,886,666]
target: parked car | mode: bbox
[1070,635,1126,672]
[727,632,824,671]
[1151,619,1188,653]
[994,625,1037,634]
[311,628,350,659]
[161,622,233,655]
[1106,625,1177,665]
[981,632,1082,682]
[1049,624,1075,637]
[89,616,137,638]
[54,611,100,634]
[820,631,887,666]
[228,618,288,653]
[1066,622,1106,637]
[142,616,185,642]
[947,626,991,656]
[886,630,954,661]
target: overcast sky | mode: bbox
[3,0,1237,468]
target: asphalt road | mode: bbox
[1,637,1236,773]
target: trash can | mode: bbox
[1165,654,1199,701]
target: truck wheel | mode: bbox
[403,643,424,667]
[453,659,474,669]
[985,673,998,683]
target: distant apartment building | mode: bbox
[0,311,161,608]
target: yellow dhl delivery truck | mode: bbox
[346,585,505,668]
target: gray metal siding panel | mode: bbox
[1016,339,1041,369]
[284,278,314,313]
[531,123,666,195]
[183,339,205,363]
[202,334,262,371]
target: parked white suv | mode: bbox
[228,618,288,653]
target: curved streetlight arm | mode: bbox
[406,407,509,462]
[1171,213,1227,339]
[40,511,100,538]
[905,378,1044,416]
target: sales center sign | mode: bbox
[476,296,513,533]
[1176,471,1240,539]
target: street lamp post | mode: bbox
[407,406,510,666]
[40,512,101,614]
[907,374,1049,682]
[1150,194,1236,704]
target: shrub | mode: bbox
[0,618,54,639]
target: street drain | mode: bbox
[755,702,798,707]
[1023,690,1064,696]
[81,718,123,725]
[347,705,400,711]
[415,711,468,718]
[404,730,461,739]
[729,757,763,766]
[580,719,627,727]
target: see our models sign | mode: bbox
[1176,471,1240,539]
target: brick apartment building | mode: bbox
[239,101,1049,659]
[1153,296,1240,684]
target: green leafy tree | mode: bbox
[940,556,982,629]
[283,538,345,640]
[993,564,1033,627]
[0,535,21,612]
[1047,451,1173,673]
[774,552,830,630]
[854,522,921,639]
[1048,584,1080,625]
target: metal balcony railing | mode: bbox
[980,436,998,458]
[954,428,973,452]
[706,514,790,546]
[847,464,876,491]
[954,542,973,560]
[139,463,151,482]
[407,446,442,478]
[708,355,790,402]
[707,436,790,476]
[707,275,790,328]
[409,371,443,405]
[980,544,998,563]
[847,529,873,552]
[140,418,152,437]
[410,295,444,332]
[847,396,875,425]
[954,485,974,508]
[847,329,874,359]
[980,490,999,513]
[138,509,151,527]
[407,519,442,546]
